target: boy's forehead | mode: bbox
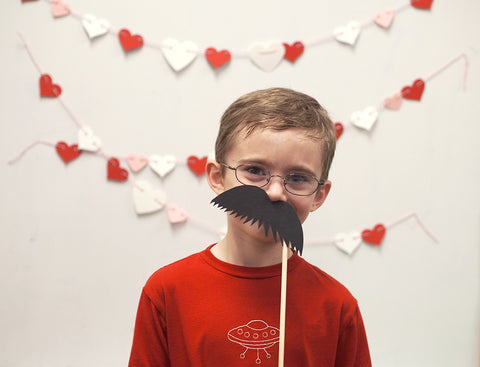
[234,125,321,144]
[226,127,324,168]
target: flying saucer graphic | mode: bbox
[227,320,280,364]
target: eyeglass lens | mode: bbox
[235,164,319,196]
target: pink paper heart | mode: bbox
[127,153,148,173]
[374,9,394,28]
[51,0,71,18]
[383,92,403,110]
[167,204,188,224]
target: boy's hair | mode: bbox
[215,87,336,181]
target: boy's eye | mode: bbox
[244,165,267,176]
[286,173,311,185]
[237,165,269,184]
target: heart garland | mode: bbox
[133,180,166,214]
[82,14,110,39]
[373,9,394,29]
[78,126,102,152]
[55,142,81,163]
[334,232,362,255]
[51,0,70,18]
[205,47,231,69]
[127,153,149,173]
[383,92,403,110]
[334,21,361,46]
[411,0,433,10]
[187,156,207,176]
[39,74,62,97]
[334,122,344,140]
[24,0,436,72]
[107,158,129,182]
[118,28,143,52]
[167,203,188,224]
[161,38,199,72]
[283,41,304,63]
[149,154,176,178]
[351,106,379,131]
[361,224,386,246]
[401,79,425,101]
[248,41,285,72]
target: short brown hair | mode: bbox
[215,88,336,180]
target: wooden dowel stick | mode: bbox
[278,242,289,367]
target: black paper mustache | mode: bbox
[211,185,304,255]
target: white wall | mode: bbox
[1,0,479,366]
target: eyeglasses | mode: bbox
[221,162,325,196]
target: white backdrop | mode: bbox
[1,0,479,366]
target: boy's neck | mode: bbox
[210,233,293,267]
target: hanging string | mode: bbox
[16,31,43,74]
[385,212,439,243]
[424,53,469,90]
[305,211,439,247]
[7,140,55,165]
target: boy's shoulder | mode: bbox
[296,257,358,303]
[146,248,206,285]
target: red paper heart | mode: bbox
[56,141,81,163]
[107,158,129,181]
[283,41,304,63]
[361,224,386,246]
[411,0,433,10]
[205,47,231,68]
[187,155,207,176]
[118,29,143,52]
[334,122,344,140]
[39,74,62,97]
[401,79,425,101]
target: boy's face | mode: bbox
[207,127,331,242]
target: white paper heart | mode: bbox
[133,180,166,215]
[82,14,110,39]
[334,21,361,45]
[78,126,101,152]
[334,232,362,255]
[350,106,379,131]
[167,204,188,224]
[373,9,394,29]
[248,41,285,72]
[161,38,199,72]
[149,154,176,178]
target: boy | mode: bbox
[128,88,371,366]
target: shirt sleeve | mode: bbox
[335,304,372,367]
[128,289,170,367]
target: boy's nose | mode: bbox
[265,176,288,202]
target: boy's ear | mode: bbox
[206,159,226,195]
[310,180,331,213]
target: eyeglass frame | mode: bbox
[220,162,325,197]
